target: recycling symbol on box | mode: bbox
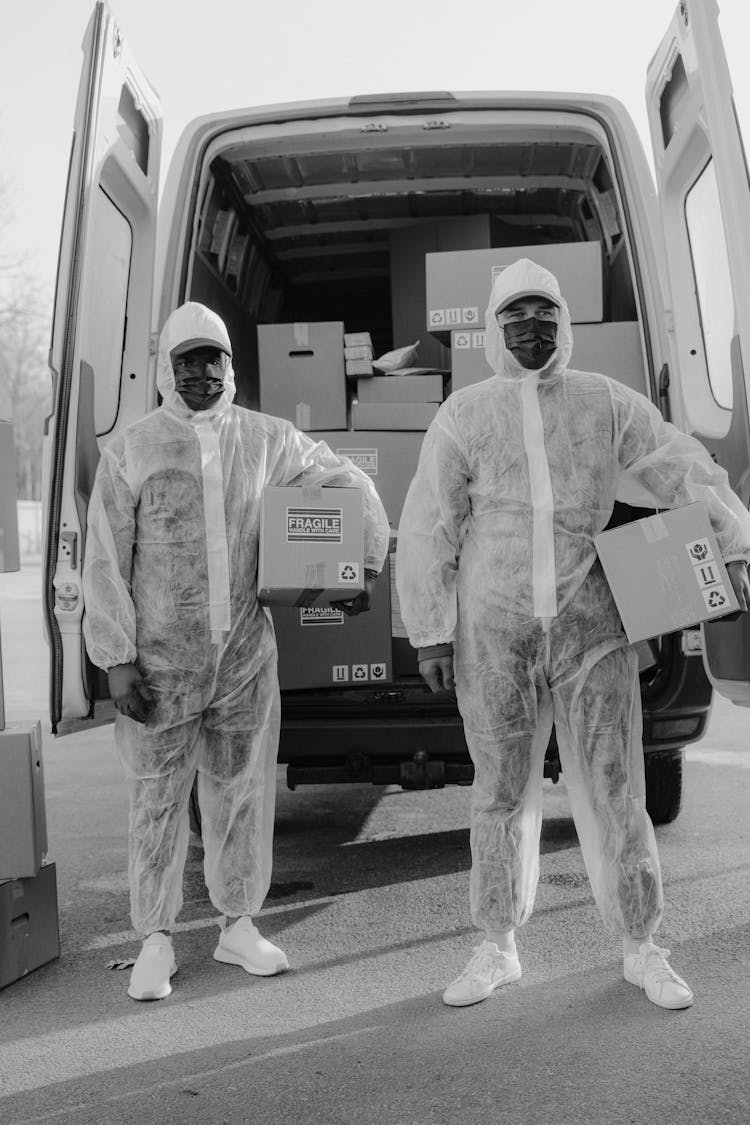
[338,561,359,583]
[707,589,728,609]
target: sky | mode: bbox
[2,0,750,297]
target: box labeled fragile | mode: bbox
[258,486,364,607]
[594,502,740,643]
[271,557,392,689]
[313,430,426,526]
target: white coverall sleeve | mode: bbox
[395,412,471,648]
[82,447,138,670]
[272,425,389,572]
[613,381,750,563]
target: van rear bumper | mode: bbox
[278,651,713,788]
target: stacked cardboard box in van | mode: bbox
[425,241,604,343]
[344,331,374,378]
[351,370,444,431]
[0,722,60,989]
[257,322,347,430]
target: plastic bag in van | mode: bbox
[373,341,420,373]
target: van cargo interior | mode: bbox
[185,116,644,410]
[178,110,660,691]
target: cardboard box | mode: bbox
[594,502,740,643]
[258,486,364,607]
[345,332,372,348]
[0,723,47,879]
[345,345,373,361]
[356,374,445,405]
[311,431,426,526]
[450,322,647,394]
[271,557,392,689]
[352,402,439,431]
[426,241,604,342]
[389,220,489,374]
[451,329,491,391]
[346,358,374,377]
[257,322,346,430]
[0,863,60,990]
[570,322,647,395]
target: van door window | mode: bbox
[85,187,133,435]
[684,159,734,410]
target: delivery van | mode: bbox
[43,0,750,825]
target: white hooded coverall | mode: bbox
[83,303,389,936]
[396,259,750,939]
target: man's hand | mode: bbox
[726,560,750,612]
[419,655,456,695]
[108,663,156,724]
[330,570,378,617]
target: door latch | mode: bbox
[60,530,78,570]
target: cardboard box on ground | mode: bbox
[594,503,740,643]
[0,722,47,879]
[0,863,59,990]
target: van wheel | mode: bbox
[644,749,684,825]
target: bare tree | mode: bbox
[0,177,53,500]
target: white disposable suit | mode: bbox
[83,303,389,936]
[396,259,750,939]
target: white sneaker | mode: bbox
[127,933,177,1001]
[442,940,522,1007]
[623,943,694,1010]
[213,917,289,976]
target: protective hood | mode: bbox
[156,302,236,418]
[483,258,574,381]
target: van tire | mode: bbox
[644,749,684,825]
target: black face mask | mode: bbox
[172,350,226,410]
[503,316,558,370]
[174,372,225,410]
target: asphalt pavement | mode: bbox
[1,562,749,1125]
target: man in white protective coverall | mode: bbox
[83,302,389,1001]
[396,258,750,1011]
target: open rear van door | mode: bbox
[43,2,161,733]
[646,0,750,706]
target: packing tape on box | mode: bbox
[301,484,324,503]
[293,323,310,348]
[296,402,311,430]
[641,515,669,544]
[305,562,326,587]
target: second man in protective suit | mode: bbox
[396,258,750,1011]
